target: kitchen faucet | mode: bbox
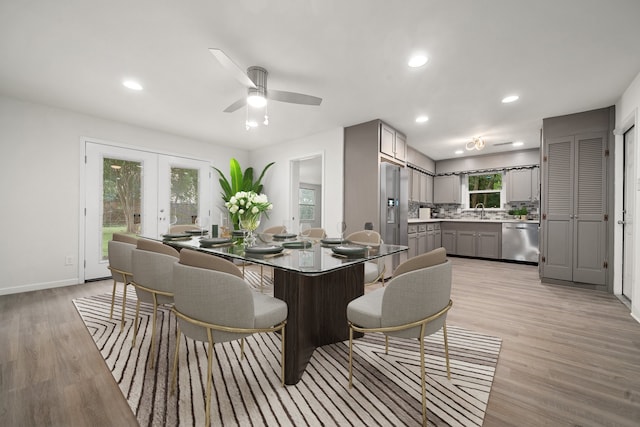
[475,203,485,219]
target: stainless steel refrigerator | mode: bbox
[379,162,408,276]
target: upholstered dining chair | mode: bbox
[170,248,288,427]
[346,247,452,426]
[107,233,138,331]
[345,230,386,286]
[130,238,179,369]
[306,227,326,239]
[169,224,199,233]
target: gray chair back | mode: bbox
[179,248,243,278]
[132,239,178,305]
[381,260,451,339]
[173,263,255,343]
[346,230,382,245]
[108,240,136,282]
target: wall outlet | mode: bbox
[65,256,73,266]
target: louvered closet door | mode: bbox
[544,137,574,281]
[573,133,606,285]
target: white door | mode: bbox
[84,142,211,280]
[622,126,635,299]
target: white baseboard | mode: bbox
[0,278,81,296]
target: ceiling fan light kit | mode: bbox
[209,48,322,129]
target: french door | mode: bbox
[84,141,211,280]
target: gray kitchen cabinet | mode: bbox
[508,167,540,202]
[380,122,406,163]
[434,223,441,248]
[425,175,434,204]
[477,231,501,259]
[440,226,457,255]
[426,223,435,251]
[407,224,418,259]
[417,223,427,254]
[456,230,476,256]
[442,222,501,259]
[410,169,421,201]
[434,175,461,204]
[419,173,429,203]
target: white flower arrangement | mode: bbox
[225,191,273,218]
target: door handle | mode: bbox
[618,220,626,225]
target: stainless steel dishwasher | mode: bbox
[502,222,539,263]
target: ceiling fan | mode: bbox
[209,48,323,115]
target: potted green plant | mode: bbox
[212,158,275,229]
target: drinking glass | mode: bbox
[337,221,346,240]
[195,216,209,236]
[300,223,311,248]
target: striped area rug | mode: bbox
[73,282,501,426]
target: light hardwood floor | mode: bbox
[1,257,639,426]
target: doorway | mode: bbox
[290,154,323,234]
[622,125,635,300]
[84,141,211,280]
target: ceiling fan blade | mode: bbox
[223,97,247,113]
[268,89,322,106]
[208,48,256,89]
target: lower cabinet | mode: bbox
[407,224,418,259]
[440,222,501,259]
[417,224,427,254]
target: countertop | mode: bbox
[408,218,540,224]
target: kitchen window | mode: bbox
[299,187,316,221]
[464,172,505,209]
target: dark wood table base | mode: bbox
[274,264,364,385]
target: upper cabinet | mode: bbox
[409,169,433,204]
[434,175,461,204]
[380,122,406,163]
[507,166,540,202]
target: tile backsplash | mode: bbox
[409,201,540,221]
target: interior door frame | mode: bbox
[613,110,638,302]
[80,137,212,282]
[289,152,324,235]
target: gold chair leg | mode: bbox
[348,326,354,388]
[385,335,389,354]
[260,265,264,293]
[149,297,158,370]
[420,333,427,426]
[132,300,141,347]
[170,324,181,395]
[206,333,214,427]
[240,338,245,359]
[281,325,286,386]
[443,322,451,380]
[120,282,128,331]
[109,278,117,319]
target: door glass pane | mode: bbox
[171,167,199,226]
[299,188,315,221]
[102,158,142,259]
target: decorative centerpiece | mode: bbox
[225,191,273,247]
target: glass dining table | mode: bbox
[165,235,408,385]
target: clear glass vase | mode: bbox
[239,213,261,247]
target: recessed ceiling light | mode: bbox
[408,55,428,68]
[415,115,429,123]
[455,150,464,155]
[123,80,143,91]
[512,141,524,147]
[502,95,519,103]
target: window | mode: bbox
[466,172,504,208]
[299,188,316,221]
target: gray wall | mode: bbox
[436,148,540,174]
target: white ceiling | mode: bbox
[1,0,639,160]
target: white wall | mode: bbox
[615,71,640,322]
[249,128,344,235]
[0,95,246,295]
